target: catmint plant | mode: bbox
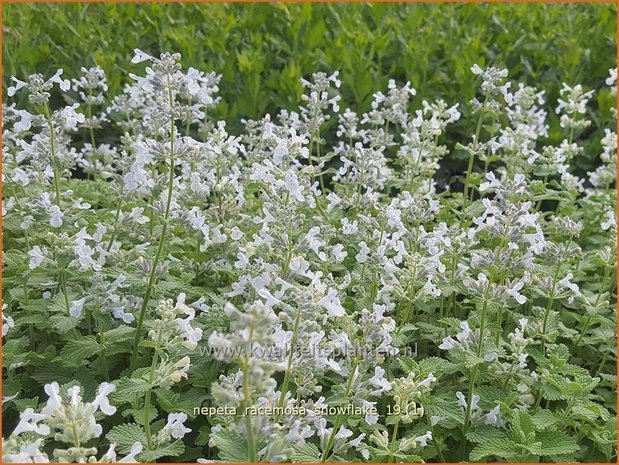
[2,51,616,464]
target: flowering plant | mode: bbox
[2,49,616,463]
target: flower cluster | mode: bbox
[2,51,615,463]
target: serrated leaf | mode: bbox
[122,405,157,426]
[14,313,50,328]
[466,427,509,444]
[210,429,249,462]
[531,409,558,431]
[437,317,461,330]
[464,353,484,368]
[469,437,517,461]
[475,385,510,410]
[398,356,418,374]
[59,336,102,362]
[139,440,185,461]
[106,423,146,454]
[3,251,28,270]
[291,442,321,462]
[418,357,453,376]
[537,431,579,456]
[50,314,80,333]
[110,377,151,402]
[424,398,464,426]
[102,325,135,345]
[510,410,535,443]
[31,364,75,385]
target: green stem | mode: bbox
[575,265,610,347]
[276,308,302,420]
[426,414,446,462]
[243,329,257,462]
[594,351,609,378]
[106,184,125,252]
[461,97,488,221]
[541,237,573,353]
[535,175,548,212]
[320,359,358,462]
[43,104,62,206]
[387,418,400,463]
[143,345,160,450]
[129,85,176,373]
[462,239,505,442]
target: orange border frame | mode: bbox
[0,0,617,464]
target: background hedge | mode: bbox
[3,2,617,177]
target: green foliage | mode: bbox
[3,3,616,173]
[1,3,616,463]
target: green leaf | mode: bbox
[139,441,185,461]
[291,442,321,463]
[50,315,80,333]
[469,437,517,461]
[195,425,211,446]
[424,398,464,426]
[537,431,580,456]
[31,364,75,385]
[106,423,146,454]
[418,357,454,376]
[110,377,151,402]
[122,405,157,426]
[531,409,558,431]
[464,353,484,368]
[59,336,102,362]
[398,356,418,374]
[510,410,536,444]
[14,313,50,328]
[102,325,135,345]
[210,429,249,462]
[466,427,509,444]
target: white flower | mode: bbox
[131,48,155,64]
[3,306,15,337]
[484,405,505,427]
[455,391,479,411]
[414,431,433,447]
[69,298,87,318]
[92,382,117,415]
[164,412,192,439]
[506,278,527,304]
[118,442,143,463]
[28,246,47,269]
[11,409,50,437]
[7,76,27,97]
[341,218,359,235]
[49,69,71,92]
[49,206,64,228]
[471,64,483,75]
[558,273,580,295]
[326,192,342,212]
[4,438,49,463]
[601,210,616,231]
[438,337,455,350]
[368,366,392,395]
[13,109,33,132]
[59,104,86,130]
[317,288,346,318]
[355,241,370,263]
[479,172,502,192]
[41,382,63,416]
[331,244,347,263]
[418,373,436,388]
